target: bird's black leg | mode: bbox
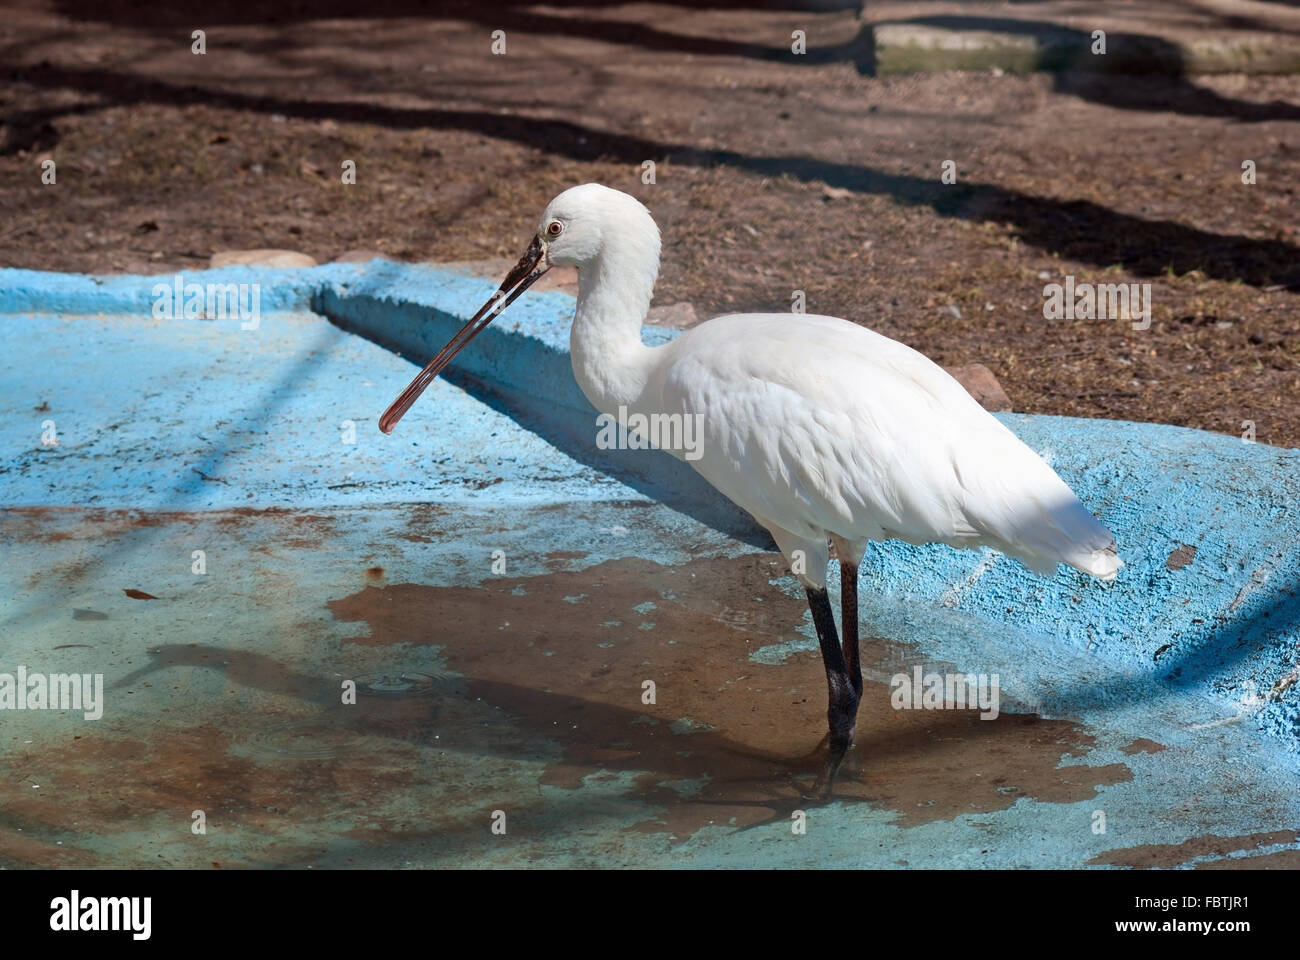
[840,559,862,701]
[805,584,858,796]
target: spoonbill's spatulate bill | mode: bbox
[381,183,1122,791]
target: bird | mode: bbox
[379,182,1122,792]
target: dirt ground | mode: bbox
[2,1,1298,443]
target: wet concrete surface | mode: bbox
[328,555,1131,838]
[1089,831,1300,870]
[4,502,1298,869]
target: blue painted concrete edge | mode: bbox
[0,264,361,316]
[0,262,761,540]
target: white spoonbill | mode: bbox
[380,183,1121,787]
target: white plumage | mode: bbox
[380,181,1121,788]
[554,184,1121,588]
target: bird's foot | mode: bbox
[803,732,853,800]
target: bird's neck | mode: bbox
[569,248,658,416]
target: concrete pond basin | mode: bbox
[1,261,1298,869]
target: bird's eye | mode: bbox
[547,220,563,237]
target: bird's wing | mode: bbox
[650,313,1119,577]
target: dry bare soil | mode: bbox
[2,2,1298,442]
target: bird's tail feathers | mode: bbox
[1065,543,1123,582]
[967,464,1123,583]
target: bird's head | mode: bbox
[379,183,657,434]
[535,182,657,268]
